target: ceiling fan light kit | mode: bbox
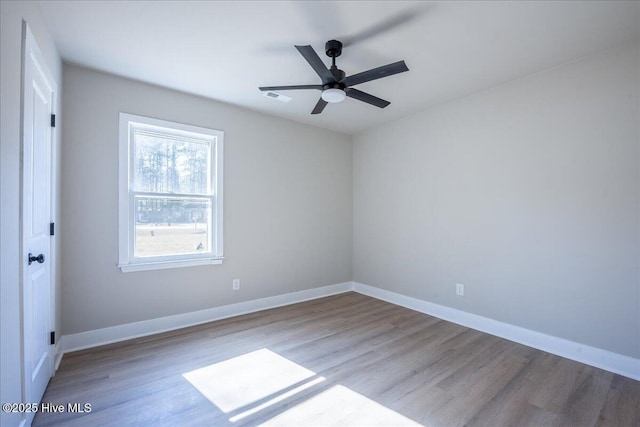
[259,39,409,115]
[321,87,346,103]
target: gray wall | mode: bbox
[1,2,63,426]
[61,65,352,335]
[353,41,640,358]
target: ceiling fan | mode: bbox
[259,39,409,115]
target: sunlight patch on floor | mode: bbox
[182,348,316,413]
[184,348,423,425]
[260,385,424,427]
[229,376,326,422]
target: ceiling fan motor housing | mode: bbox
[325,39,343,58]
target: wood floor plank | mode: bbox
[431,348,530,426]
[555,366,613,426]
[465,351,559,427]
[596,374,640,427]
[33,292,640,427]
[529,357,592,413]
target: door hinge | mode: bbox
[50,222,55,236]
[51,114,56,128]
[50,331,55,345]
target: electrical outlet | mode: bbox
[456,283,464,296]
[233,279,240,291]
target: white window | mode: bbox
[118,113,223,272]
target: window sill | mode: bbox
[119,257,223,273]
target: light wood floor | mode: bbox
[34,292,640,426]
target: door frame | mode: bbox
[20,20,58,419]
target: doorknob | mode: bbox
[28,253,45,265]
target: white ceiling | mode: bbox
[38,1,639,135]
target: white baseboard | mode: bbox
[62,281,352,353]
[60,280,639,381]
[352,282,640,381]
[53,338,64,371]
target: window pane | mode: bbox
[134,132,211,194]
[134,197,212,258]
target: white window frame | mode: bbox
[118,113,223,272]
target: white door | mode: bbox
[22,23,56,425]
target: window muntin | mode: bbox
[119,113,223,271]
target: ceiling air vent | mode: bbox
[262,91,292,103]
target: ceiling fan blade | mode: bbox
[295,45,335,84]
[341,60,409,87]
[311,98,328,115]
[341,7,425,47]
[259,85,322,91]
[345,88,390,108]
